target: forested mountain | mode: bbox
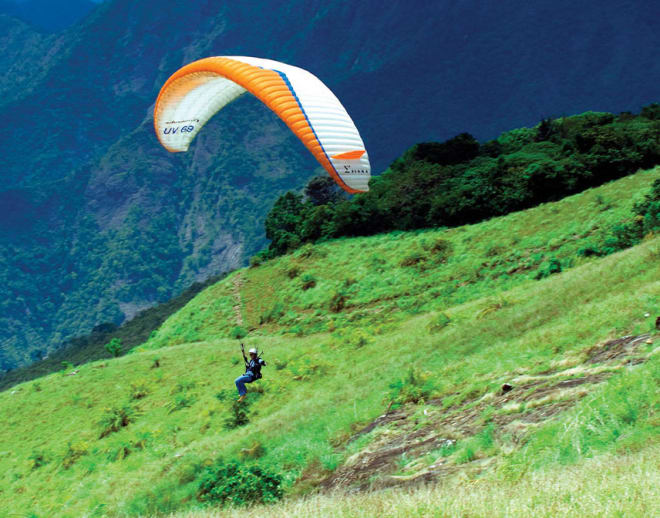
[1,0,658,371]
[0,0,98,32]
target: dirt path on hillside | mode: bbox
[318,333,656,492]
[232,273,244,327]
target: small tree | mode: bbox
[264,192,307,256]
[105,338,122,358]
[535,117,556,142]
[304,175,344,206]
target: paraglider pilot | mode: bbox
[235,343,266,402]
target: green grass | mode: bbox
[505,355,659,472]
[0,168,658,517]
[176,445,660,518]
[143,167,658,346]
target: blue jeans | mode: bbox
[235,374,254,396]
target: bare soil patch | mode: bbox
[585,334,649,364]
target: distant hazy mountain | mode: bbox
[0,0,658,371]
[0,0,97,32]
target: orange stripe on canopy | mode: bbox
[331,150,366,160]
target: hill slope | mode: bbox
[0,170,657,516]
[2,0,659,370]
[144,167,659,345]
[183,446,659,518]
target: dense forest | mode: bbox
[261,106,660,259]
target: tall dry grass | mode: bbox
[175,445,659,518]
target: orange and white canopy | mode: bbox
[154,56,371,193]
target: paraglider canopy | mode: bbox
[154,56,371,193]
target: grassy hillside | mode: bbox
[179,446,660,518]
[144,167,658,345]
[0,169,658,517]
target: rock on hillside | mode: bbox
[322,334,657,491]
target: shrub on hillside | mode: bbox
[27,450,49,470]
[286,265,301,278]
[99,405,138,438]
[130,380,150,400]
[104,338,123,357]
[400,251,426,267]
[534,257,562,279]
[215,389,233,402]
[106,432,151,462]
[631,178,660,234]
[249,254,264,268]
[342,329,372,348]
[300,273,317,290]
[428,238,454,261]
[167,386,197,413]
[328,291,347,312]
[173,380,197,393]
[197,458,282,506]
[428,313,451,333]
[230,326,247,339]
[485,244,506,257]
[224,399,251,429]
[578,179,660,257]
[295,243,327,260]
[169,394,196,413]
[60,441,89,469]
[388,368,435,405]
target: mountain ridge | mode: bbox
[1,0,659,371]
